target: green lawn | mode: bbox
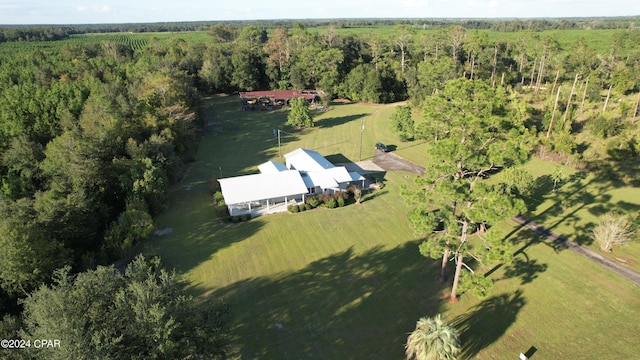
[512,157,640,272]
[152,96,640,359]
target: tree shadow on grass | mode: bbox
[325,153,353,164]
[360,189,388,203]
[151,182,264,272]
[594,146,640,187]
[502,254,548,285]
[487,228,553,281]
[525,172,602,247]
[152,209,265,275]
[201,241,446,359]
[452,290,526,359]
[315,114,367,128]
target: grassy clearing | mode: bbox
[448,224,640,359]
[152,95,640,359]
[514,157,640,272]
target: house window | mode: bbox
[307,187,315,194]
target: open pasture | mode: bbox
[152,95,640,359]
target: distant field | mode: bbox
[151,95,640,359]
[0,25,621,57]
[312,25,620,53]
[0,31,210,55]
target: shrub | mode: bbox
[304,203,312,211]
[307,196,321,208]
[591,212,635,252]
[216,205,229,218]
[325,198,337,209]
[230,216,241,223]
[320,193,332,204]
[297,204,306,212]
[213,191,225,205]
[288,205,299,213]
[337,196,345,207]
[241,214,251,222]
[375,180,385,190]
[587,114,622,138]
[353,187,362,204]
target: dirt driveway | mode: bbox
[371,151,425,176]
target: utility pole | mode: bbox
[359,118,365,161]
[278,129,281,158]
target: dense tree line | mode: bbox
[0,27,72,42]
[0,36,200,312]
[1,256,229,359]
[193,21,640,111]
[0,28,238,358]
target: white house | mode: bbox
[218,148,365,216]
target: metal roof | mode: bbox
[285,148,335,172]
[301,172,338,190]
[258,161,287,174]
[218,170,308,205]
[238,90,319,101]
[300,167,354,190]
[219,149,364,206]
[349,171,366,181]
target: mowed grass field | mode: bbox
[152,95,640,359]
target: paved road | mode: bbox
[512,215,640,287]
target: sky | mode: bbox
[0,0,638,25]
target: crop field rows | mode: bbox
[0,31,210,56]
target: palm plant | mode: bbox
[405,314,461,360]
